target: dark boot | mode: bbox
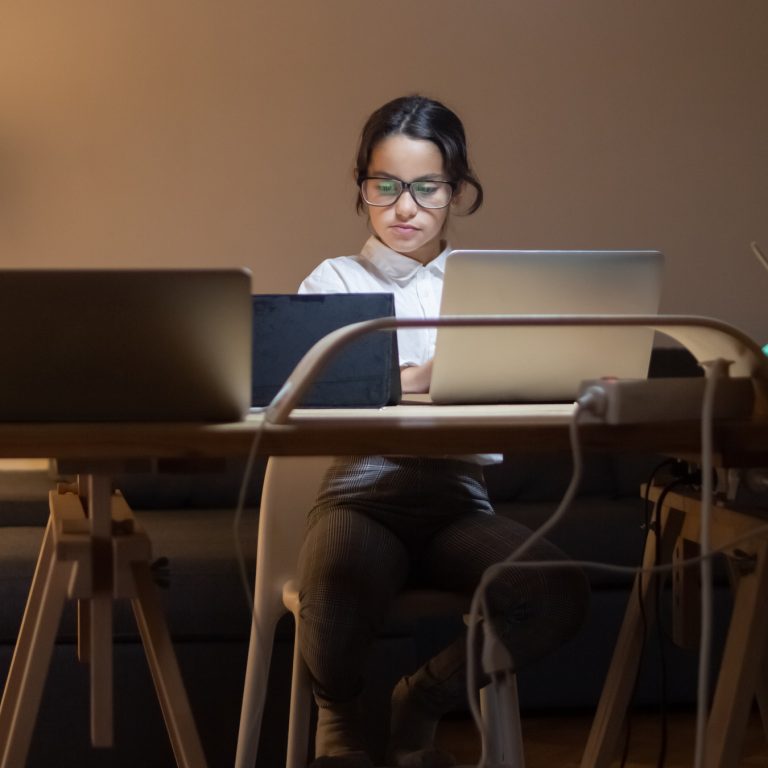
[311,695,374,768]
[387,660,466,768]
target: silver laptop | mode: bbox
[0,269,252,421]
[430,249,664,404]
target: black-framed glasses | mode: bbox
[359,177,455,209]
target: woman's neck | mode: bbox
[380,237,445,266]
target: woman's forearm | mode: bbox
[400,360,433,394]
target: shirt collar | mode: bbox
[361,236,451,283]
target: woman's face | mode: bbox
[365,134,451,265]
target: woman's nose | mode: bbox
[394,189,418,217]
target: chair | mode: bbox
[234,456,524,768]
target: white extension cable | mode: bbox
[693,358,729,768]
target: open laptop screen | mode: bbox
[430,249,664,404]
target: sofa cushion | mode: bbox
[494,496,647,587]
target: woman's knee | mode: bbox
[487,562,590,667]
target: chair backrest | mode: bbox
[253,456,334,613]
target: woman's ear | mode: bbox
[451,181,465,210]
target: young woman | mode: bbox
[297,95,589,768]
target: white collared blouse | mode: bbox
[299,236,502,466]
[298,236,449,368]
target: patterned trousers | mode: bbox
[297,455,589,702]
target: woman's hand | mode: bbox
[400,360,433,394]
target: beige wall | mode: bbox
[1,1,767,343]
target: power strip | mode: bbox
[576,376,755,424]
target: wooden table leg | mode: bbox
[109,489,208,767]
[0,493,86,767]
[85,474,114,747]
[124,517,208,768]
[0,519,55,755]
[755,644,768,743]
[703,539,768,767]
[580,505,685,768]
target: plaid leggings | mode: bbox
[297,455,589,702]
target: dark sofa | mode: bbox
[0,349,731,767]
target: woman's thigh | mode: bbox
[417,513,566,589]
[298,506,411,627]
[296,507,412,697]
[417,512,589,666]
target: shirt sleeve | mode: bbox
[298,260,350,294]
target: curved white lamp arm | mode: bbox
[263,314,768,425]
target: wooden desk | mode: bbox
[1,405,767,767]
[0,404,766,464]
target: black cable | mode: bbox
[652,471,701,768]
[618,458,692,768]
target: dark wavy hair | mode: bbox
[354,95,483,215]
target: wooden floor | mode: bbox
[435,710,768,767]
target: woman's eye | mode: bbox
[414,183,437,196]
[376,181,398,195]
